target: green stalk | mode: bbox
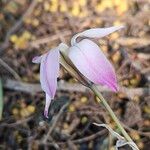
[90,84,133,142]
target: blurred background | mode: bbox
[0,0,149,149]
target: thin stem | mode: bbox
[90,84,133,142]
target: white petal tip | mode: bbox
[44,110,49,118]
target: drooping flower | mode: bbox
[32,26,124,118]
[32,48,60,118]
[69,26,124,91]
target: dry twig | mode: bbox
[3,78,149,98]
[42,102,70,144]
[0,58,21,80]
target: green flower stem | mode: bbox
[90,84,133,142]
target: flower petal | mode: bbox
[71,26,124,45]
[69,39,118,91]
[40,47,60,98]
[44,93,52,118]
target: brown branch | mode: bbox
[37,129,106,147]
[71,129,107,144]
[0,116,33,127]
[116,37,150,48]
[2,78,149,98]
[0,58,21,80]
[122,123,150,138]
[29,30,71,48]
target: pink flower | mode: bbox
[32,26,124,118]
[32,48,60,118]
[69,26,124,91]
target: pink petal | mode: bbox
[71,26,124,45]
[40,47,60,99]
[69,39,118,91]
[44,93,52,118]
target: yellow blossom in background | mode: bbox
[12,108,19,116]
[32,18,40,27]
[112,51,121,63]
[79,10,88,18]
[10,31,32,49]
[96,0,128,15]
[10,35,18,43]
[43,1,50,11]
[143,106,150,114]
[60,1,68,12]
[130,78,139,86]
[20,108,30,118]
[110,32,119,40]
[34,0,129,17]
[71,2,80,17]
[19,105,35,118]
[132,96,140,103]
[130,131,140,141]
[113,20,124,26]
[63,122,69,129]
[101,0,113,8]
[22,31,32,40]
[95,18,103,26]
[81,116,88,124]
[14,38,27,49]
[101,45,108,53]
[80,96,88,103]
[79,0,87,6]
[115,0,128,15]
[96,3,105,12]
[68,104,75,112]
[114,0,121,5]
[23,18,32,25]
[96,0,113,12]
[34,9,41,17]
[50,0,58,12]
[27,105,35,114]
[129,74,141,87]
